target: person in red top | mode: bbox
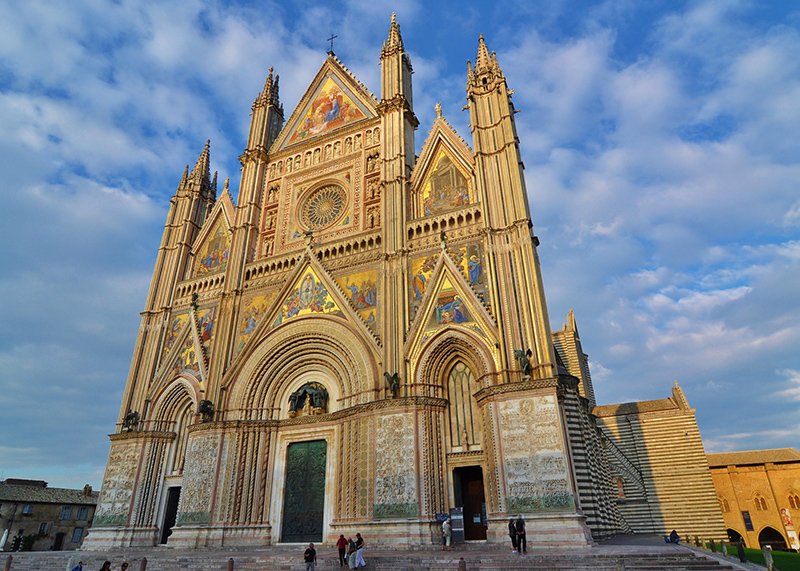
[336,534,348,566]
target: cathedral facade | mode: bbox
[85,16,724,549]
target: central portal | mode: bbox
[281,439,327,543]
[453,466,487,540]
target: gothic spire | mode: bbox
[476,33,492,70]
[255,67,280,108]
[190,140,211,188]
[382,12,405,57]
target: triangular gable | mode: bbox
[154,309,207,386]
[271,266,345,327]
[191,197,233,277]
[273,57,378,151]
[405,251,497,357]
[410,116,476,219]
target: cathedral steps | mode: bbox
[3,544,738,571]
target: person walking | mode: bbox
[508,517,518,552]
[354,532,366,568]
[515,516,527,554]
[99,562,111,571]
[347,537,357,570]
[304,542,317,571]
[442,518,452,550]
[336,534,348,566]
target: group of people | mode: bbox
[71,562,128,571]
[303,532,366,570]
[508,516,527,553]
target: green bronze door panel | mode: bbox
[281,439,327,542]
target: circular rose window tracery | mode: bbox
[300,184,347,230]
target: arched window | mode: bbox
[170,402,194,474]
[615,477,625,499]
[719,497,730,513]
[789,494,800,509]
[446,361,482,449]
[755,495,768,511]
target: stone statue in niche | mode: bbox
[288,382,329,417]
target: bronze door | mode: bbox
[281,440,327,542]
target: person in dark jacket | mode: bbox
[336,534,348,566]
[304,542,317,571]
[508,517,518,552]
[515,516,527,553]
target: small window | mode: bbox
[71,527,83,543]
[76,507,89,520]
[38,522,48,535]
[790,495,800,509]
[754,496,768,511]
[615,477,625,499]
[22,504,32,515]
[59,506,72,520]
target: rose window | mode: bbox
[300,184,347,230]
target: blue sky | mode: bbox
[0,0,798,489]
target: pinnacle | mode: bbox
[476,33,492,70]
[386,11,404,50]
[190,140,211,185]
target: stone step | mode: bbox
[1,547,737,571]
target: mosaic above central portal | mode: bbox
[287,76,367,145]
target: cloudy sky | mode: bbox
[1,0,798,488]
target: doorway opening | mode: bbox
[53,532,65,550]
[453,466,486,540]
[758,526,788,550]
[281,440,327,543]
[160,486,181,544]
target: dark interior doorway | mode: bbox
[727,528,744,545]
[453,466,486,540]
[53,532,65,550]
[282,440,327,543]
[759,526,788,550]
[160,486,181,544]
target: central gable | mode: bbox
[275,57,378,151]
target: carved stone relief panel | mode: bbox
[93,441,140,527]
[497,395,575,513]
[373,413,418,518]
[176,433,220,525]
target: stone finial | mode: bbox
[435,102,442,118]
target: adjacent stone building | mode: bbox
[84,16,726,549]
[0,479,98,551]
[708,449,800,550]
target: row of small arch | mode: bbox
[267,127,382,179]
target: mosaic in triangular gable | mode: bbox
[286,76,368,147]
[450,241,490,303]
[195,216,231,275]
[427,276,472,328]
[162,311,190,360]
[334,269,378,332]
[418,273,490,348]
[171,335,200,378]
[272,267,343,328]
[417,148,475,218]
[409,252,438,315]
[234,290,279,356]
[196,306,216,355]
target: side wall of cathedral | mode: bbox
[594,386,726,541]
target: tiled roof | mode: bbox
[0,483,99,505]
[707,448,800,467]
[593,397,679,417]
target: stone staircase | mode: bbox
[3,543,740,571]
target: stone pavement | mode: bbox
[2,535,755,571]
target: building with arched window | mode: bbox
[83,16,727,550]
[708,448,800,550]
